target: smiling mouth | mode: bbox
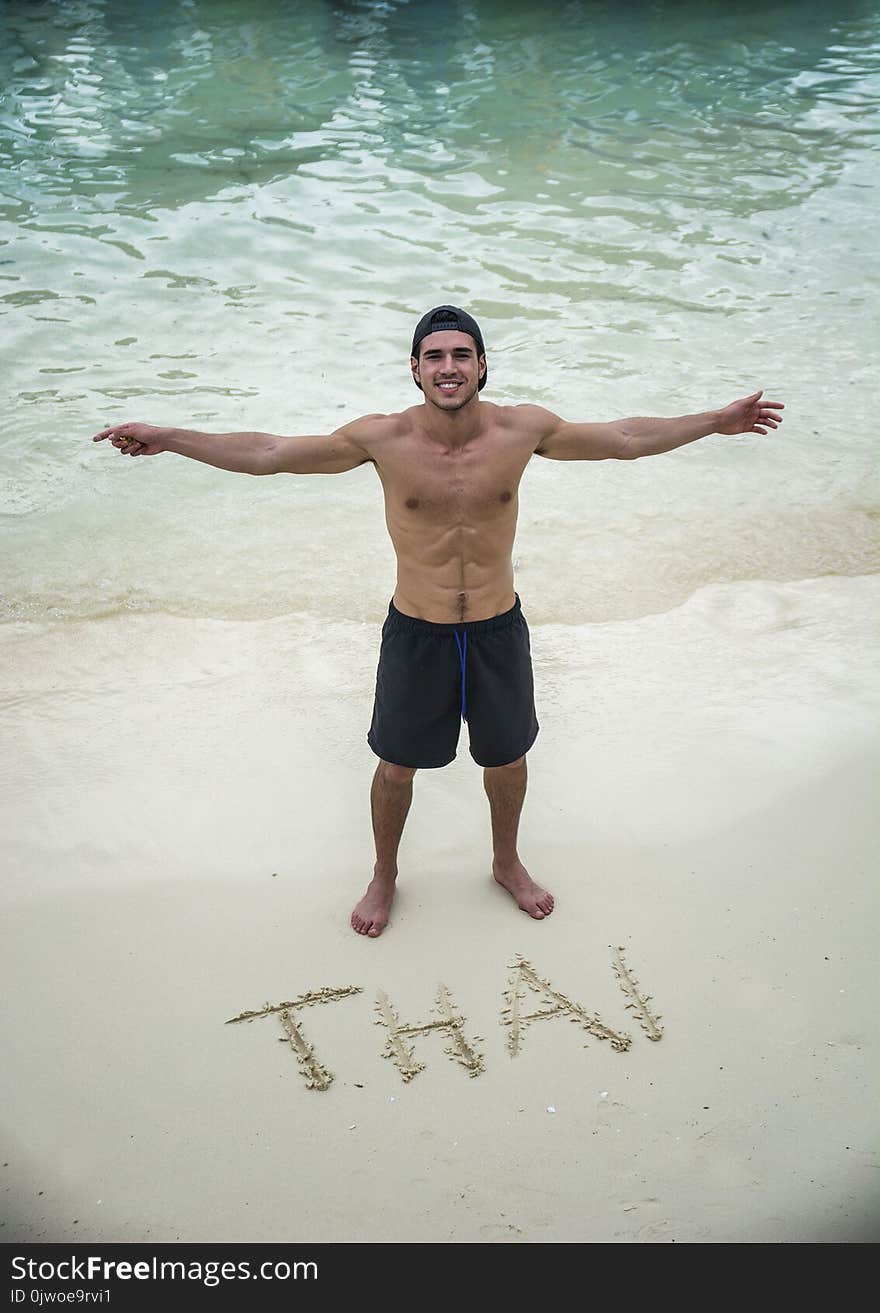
[437,381,462,392]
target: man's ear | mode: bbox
[479,354,486,381]
[411,354,421,387]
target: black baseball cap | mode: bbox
[411,305,487,391]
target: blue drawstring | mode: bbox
[454,630,468,721]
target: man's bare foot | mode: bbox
[351,871,396,937]
[492,857,554,919]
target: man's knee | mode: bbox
[489,755,526,771]
[380,759,418,785]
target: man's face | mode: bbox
[411,330,486,410]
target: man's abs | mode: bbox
[392,560,517,624]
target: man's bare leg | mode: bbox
[351,759,416,937]
[484,755,554,919]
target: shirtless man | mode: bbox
[93,305,784,938]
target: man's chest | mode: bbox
[377,438,530,524]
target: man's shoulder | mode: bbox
[334,408,415,453]
[492,402,560,446]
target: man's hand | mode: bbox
[715,391,784,437]
[93,422,166,456]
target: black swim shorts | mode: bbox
[367,594,539,769]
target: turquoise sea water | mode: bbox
[1,0,879,624]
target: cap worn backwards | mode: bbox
[411,305,487,391]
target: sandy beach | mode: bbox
[2,573,878,1243]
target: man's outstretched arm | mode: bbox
[91,418,377,475]
[532,391,784,461]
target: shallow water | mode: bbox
[2,0,879,624]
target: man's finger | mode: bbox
[93,428,115,441]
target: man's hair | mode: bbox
[410,305,487,391]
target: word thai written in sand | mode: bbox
[225,947,663,1092]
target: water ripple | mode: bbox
[1,0,879,620]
